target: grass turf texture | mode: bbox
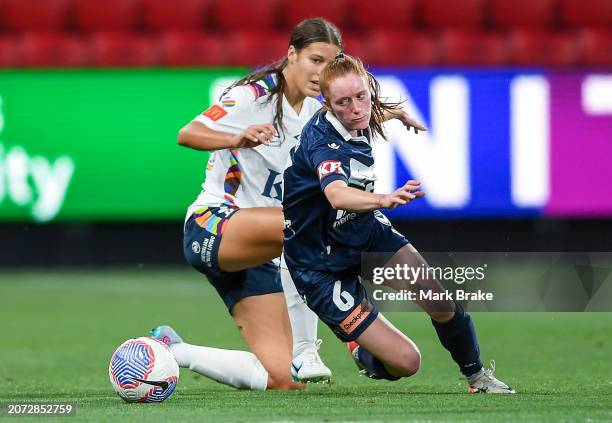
[1,268,611,422]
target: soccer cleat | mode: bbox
[347,341,381,379]
[291,339,332,383]
[151,325,183,346]
[467,360,516,394]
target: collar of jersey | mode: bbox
[324,111,370,144]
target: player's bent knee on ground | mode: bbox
[386,343,421,378]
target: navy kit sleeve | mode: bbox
[309,142,349,191]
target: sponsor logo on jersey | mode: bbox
[333,210,357,228]
[191,241,201,254]
[221,98,236,108]
[328,142,340,149]
[317,160,345,180]
[202,105,228,121]
[339,302,372,335]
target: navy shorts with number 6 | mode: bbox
[287,265,379,342]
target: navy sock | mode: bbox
[431,302,483,377]
[356,347,400,381]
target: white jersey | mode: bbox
[186,77,322,220]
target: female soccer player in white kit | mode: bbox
[150,18,342,391]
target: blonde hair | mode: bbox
[319,53,401,140]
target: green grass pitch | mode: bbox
[1,268,611,422]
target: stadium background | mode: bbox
[1,0,611,421]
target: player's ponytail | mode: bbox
[320,54,402,141]
[221,18,342,133]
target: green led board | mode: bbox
[0,69,246,222]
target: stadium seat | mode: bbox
[159,31,226,66]
[579,29,612,66]
[559,0,612,27]
[75,0,140,31]
[0,37,18,67]
[353,0,416,30]
[90,32,158,66]
[210,0,280,30]
[489,0,555,28]
[368,30,437,66]
[282,0,348,28]
[421,0,485,28]
[142,0,209,31]
[5,0,71,32]
[226,31,288,66]
[341,33,371,62]
[439,30,508,65]
[17,32,89,67]
[508,30,579,66]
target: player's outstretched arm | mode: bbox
[324,180,424,212]
[178,121,276,151]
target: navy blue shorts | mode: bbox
[183,206,283,313]
[286,215,409,342]
[288,266,379,342]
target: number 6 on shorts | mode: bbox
[332,280,354,311]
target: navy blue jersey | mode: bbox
[283,109,385,273]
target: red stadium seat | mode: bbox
[226,31,288,66]
[368,30,437,66]
[341,34,371,62]
[142,0,208,31]
[210,0,279,30]
[508,30,579,66]
[0,37,18,67]
[579,29,612,66]
[421,0,485,28]
[75,0,140,31]
[18,32,89,67]
[353,0,416,30]
[5,0,71,31]
[439,30,508,65]
[159,31,226,66]
[283,0,348,28]
[90,32,158,66]
[559,0,612,27]
[490,0,555,28]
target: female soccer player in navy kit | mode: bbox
[282,54,515,393]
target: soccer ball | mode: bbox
[108,337,179,403]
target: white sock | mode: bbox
[170,343,268,390]
[280,255,318,358]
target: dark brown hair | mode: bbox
[221,18,342,133]
[320,53,402,141]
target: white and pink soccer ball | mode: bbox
[109,337,179,403]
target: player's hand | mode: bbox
[379,180,425,209]
[388,109,427,134]
[230,124,277,148]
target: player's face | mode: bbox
[324,73,372,135]
[288,42,339,97]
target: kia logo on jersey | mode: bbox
[317,160,345,180]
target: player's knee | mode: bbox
[396,348,421,377]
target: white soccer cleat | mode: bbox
[468,360,516,394]
[291,339,332,384]
[151,325,183,346]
